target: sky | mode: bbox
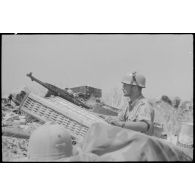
[2,34,193,100]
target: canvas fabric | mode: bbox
[67,122,192,162]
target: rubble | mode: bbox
[2,98,42,161]
[2,87,193,161]
[2,136,28,161]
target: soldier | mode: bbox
[172,96,181,109]
[105,72,154,135]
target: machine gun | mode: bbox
[26,72,90,109]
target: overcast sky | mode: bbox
[2,34,193,100]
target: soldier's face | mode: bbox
[122,83,135,96]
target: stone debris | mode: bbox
[1,92,193,161]
[2,100,42,161]
[2,136,28,161]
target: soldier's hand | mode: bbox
[109,120,123,127]
[105,117,122,127]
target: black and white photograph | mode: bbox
[1,34,193,162]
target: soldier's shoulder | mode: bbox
[138,98,154,109]
[138,97,150,105]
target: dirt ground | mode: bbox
[2,135,28,162]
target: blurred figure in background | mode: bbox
[172,96,181,109]
[161,95,172,106]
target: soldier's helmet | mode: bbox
[121,72,146,88]
[28,123,73,161]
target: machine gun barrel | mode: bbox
[26,72,90,109]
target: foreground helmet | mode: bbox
[28,123,73,161]
[121,72,146,88]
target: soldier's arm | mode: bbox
[120,121,148,133]
[123,102,153,133]
[105,117,148,133]
[110,102,152,133]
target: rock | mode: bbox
[19,116,26,119]
[19,118,26,124]
[19,125,28,129]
